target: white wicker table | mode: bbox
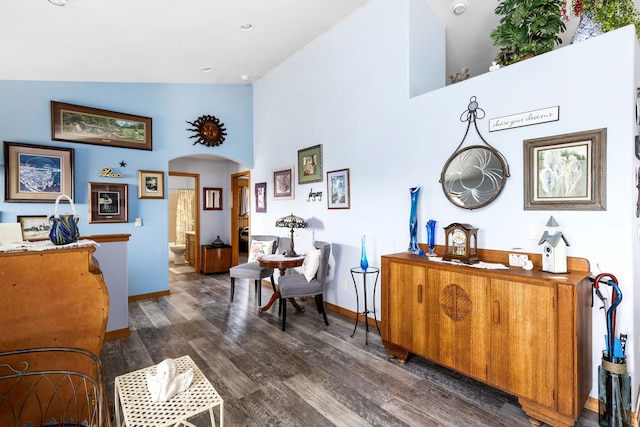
[114,355,224,427]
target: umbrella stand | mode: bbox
[598,355,631,427]
[592,274,632,427]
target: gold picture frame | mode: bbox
[138,170,165,199]
[3,141,74,203]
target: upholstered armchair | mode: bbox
[229,235,280,306]
[278,241,331,331]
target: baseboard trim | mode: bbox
[105,328,130,340]
[584,396,598,413]
[128,290,170,302]
[325,301,379,329]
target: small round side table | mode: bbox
[350,266,380,345]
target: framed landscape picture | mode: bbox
[3,141,74,203]
[17,215,50,240]
[89,182,128,223]
[51,101,152,150]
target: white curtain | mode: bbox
[175,189,194,244]
[240,186,249,216]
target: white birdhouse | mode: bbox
[537,216,570,273]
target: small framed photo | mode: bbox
[203,187,223,210]
[298,144,322,184]
[89,182,128,223]
[524,128,606,211]
[255,182,267,213]
[138,170,164,199]
[17,215,50,241]
[273,166,294,199]
[327,168,350,209]
[4,141,74,203]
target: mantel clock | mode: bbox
[443,222,479,264]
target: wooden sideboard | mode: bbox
[381,247,592,427]
[201,244,232,274]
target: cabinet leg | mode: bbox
[518,397,575,427]
[527,418,544,427]
[383,346,408,365]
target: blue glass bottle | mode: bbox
[360,234,368,272]
[408,186,422,255]
[426,219,436,256]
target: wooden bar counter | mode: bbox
[0,241,109,356]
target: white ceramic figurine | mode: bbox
[146,358,194,402]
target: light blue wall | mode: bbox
[253,0,640,401]
[0,81,253,296]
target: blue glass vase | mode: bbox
[408,186,422,255]
[360,235,368,272]
[426,219,436,256]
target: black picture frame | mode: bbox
[88,182,129,223]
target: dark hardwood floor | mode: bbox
[101,269,600,426]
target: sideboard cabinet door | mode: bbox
[387,261,426,353]
[425,269,490,382]
[490,278,556,407]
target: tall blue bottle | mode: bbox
[360,234,368,272]
[408,186,421,254]
[426,219,437,256]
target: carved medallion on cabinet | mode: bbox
[439,284,472,321]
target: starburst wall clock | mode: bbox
[186,114,227,147]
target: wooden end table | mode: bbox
[257,254,305,313]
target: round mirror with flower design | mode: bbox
[440,145,508,209]
[439,97,510,210]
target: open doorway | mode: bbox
[230,171,249,266]
[168,172,200,274]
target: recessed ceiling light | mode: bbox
[48,0,67,5]
[240,74,249,81]
[450,1,467,15]
[201,67,213,73]
[239,23,254,32]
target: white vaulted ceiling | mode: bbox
[0,0,630,85]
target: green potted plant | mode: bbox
[490,0,567,66]
[564,0,640,39]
